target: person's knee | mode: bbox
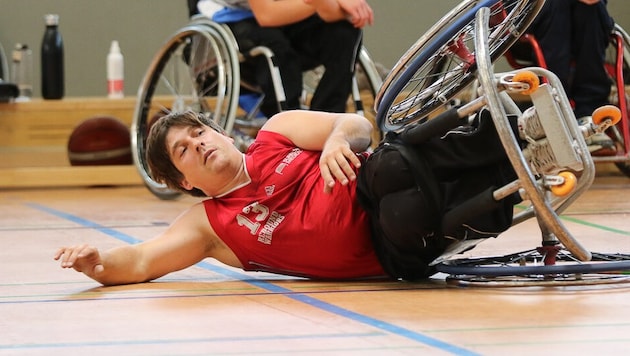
[378,189,441,250]
[321,21,362,56]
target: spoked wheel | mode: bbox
[436,248,630,287]
[131,23,240,200]
[375,0,544,131]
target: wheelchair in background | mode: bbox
[131,14,384,200]
[504,23,630,178]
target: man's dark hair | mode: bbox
[146,110,227,197]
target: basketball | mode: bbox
[147,109,170,135]
[67,116,133,166]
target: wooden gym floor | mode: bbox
[1,164,630,356]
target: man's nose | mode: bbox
[195,139,205,152]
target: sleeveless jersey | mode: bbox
[203,130,386,279]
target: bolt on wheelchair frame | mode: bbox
[377,2,630,286]
[131,15,384,200]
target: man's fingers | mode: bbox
[55,245,91,269]
[319,162,336,193]
[334,153,356,183]
[320,148,362,194]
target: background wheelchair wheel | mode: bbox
[375,0,544,131]
[132,23,240,200]
[302,46,384,148]
[604,24,630,178]
[436,249,630,287]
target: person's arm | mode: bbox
[261,110,373,193]
[54,203,235,286]
[304,0,373,27]
[248,0,316,27]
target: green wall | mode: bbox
[1,0,629,98]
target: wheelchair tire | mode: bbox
[436,249,630,286]
[375,0,544,132]
[131,23,240,200]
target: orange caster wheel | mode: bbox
[512,70,539,95]
[592,105,621,126]
[550,171,577,197]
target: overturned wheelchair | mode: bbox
[375,2,630,287]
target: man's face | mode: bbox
[166,125,239,195]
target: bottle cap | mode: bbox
[44,14,59,26]
[12,44,25,62]
[109,40,121,54]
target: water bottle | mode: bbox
[11,43,33,101]
[107,40,124,99]
[41,14,64,100]
[0,42,8,82]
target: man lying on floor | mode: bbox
[55,109,521,284]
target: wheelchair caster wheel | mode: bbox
[592,105,622,126]
[550,171,577,197]
[512,70,539,95]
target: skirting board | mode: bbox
[0,165,142,189]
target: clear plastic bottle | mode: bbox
[11,43,33,101]
[107,40,124,99]
[41,14,64,100]
[0,42,8,82]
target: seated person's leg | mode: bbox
[284,15,362,113]
[569,0,614,119]
[526,0,573,89]
[227,18,302,117]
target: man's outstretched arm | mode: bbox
[54,203,227,286]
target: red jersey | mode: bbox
[203,130,386,279]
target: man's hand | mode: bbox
[319,134,362,194]
[54,245,105,276]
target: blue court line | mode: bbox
[28,202,479,356]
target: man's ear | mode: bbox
[180,178,193,191]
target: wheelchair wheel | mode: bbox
[375,0,544,131]
[302,46,384,148]
[436,249,630,287]
[132,23,240,200]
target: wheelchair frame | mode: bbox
[377,1,630,286]
[504,23,630,178]
[131,14,383,200]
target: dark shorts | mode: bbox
[357,111,521,280]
